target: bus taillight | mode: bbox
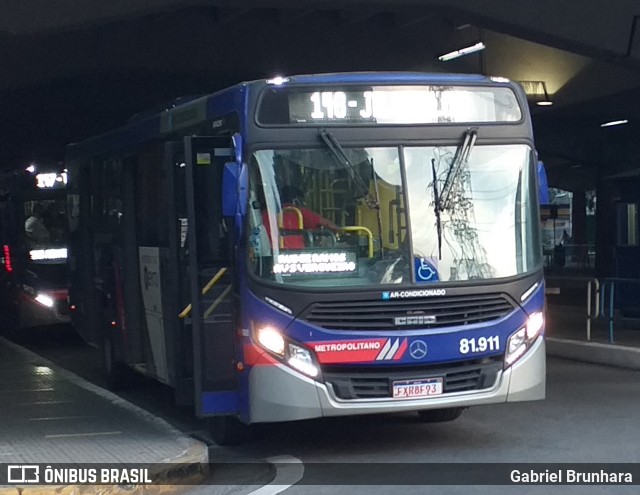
[3,245,12,273]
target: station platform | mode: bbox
[0,336,208,493]
[545,302,640,370]
[545,272,640,369]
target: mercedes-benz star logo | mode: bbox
[409,339,428,360]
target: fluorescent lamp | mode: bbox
[266,76,289,86]
[518,81,553,106]
[438,42,486,62]
[600,119,628,128]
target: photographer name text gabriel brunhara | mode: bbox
[511,469,633,484]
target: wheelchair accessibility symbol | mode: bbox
[414,258,439,282]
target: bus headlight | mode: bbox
[505,328,527,366]
[505,312,544,367]
[254,325,320,379]
[526,312,544,340]
[256,326,285,356]
[287,343,319,378]
[35,293,55,308]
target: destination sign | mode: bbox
[258,85,522,125]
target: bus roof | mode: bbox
[265,71,491,85]
[66,72,521,159]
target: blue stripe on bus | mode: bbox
[201,391,239,415]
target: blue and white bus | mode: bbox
[67,72,545,444]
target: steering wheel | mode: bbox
[310,228,337,247]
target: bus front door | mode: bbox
[183,136,239,419]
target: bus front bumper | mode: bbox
[249,336,545,423]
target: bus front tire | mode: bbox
[208,416,250,446]
[417,407,465,423]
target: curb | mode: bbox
[546,337,640,370]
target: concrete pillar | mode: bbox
[572,191,586,245]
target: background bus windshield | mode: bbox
[247,144,541,288]
[23,198,68,249]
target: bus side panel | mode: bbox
[119,155,145,366]
[69,161,100,345]
[0,175,17,325]
[165,141,194,403]
[132,143,195,388]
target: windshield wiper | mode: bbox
[319,129,379,210]
[437,127,478,212]
[319,128,385,257]
[431,158,443,260]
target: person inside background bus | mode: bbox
[25,203,51,244]
[262,185,338,249]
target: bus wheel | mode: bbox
[0,306,17,334]
[417,407,465,423]
[102,336,128,391]
[208,416,250,446]
[1,293,19,334]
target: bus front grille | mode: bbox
[322,358,502,400]
[301,293,516,330]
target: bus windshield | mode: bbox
[248,143,540,288]
[23,198,68,251]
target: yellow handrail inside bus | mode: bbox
[279,206,303,229]
[278,206,304,248]
[178,267,228,319]
[203,285,232,319]
[339,226,374,258]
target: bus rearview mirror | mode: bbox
[222,161,248,217]
[537,160,549,205]
[222,162,239,216]
[232,133,243,164]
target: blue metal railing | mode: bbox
[586,277,640,343]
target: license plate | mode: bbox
[392,378,443,399]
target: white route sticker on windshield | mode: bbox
[272,251,356,275]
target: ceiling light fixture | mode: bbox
[438,42,485,61]
[266,76,289,86]
[600,119,628,128]
[517,80,553,106]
